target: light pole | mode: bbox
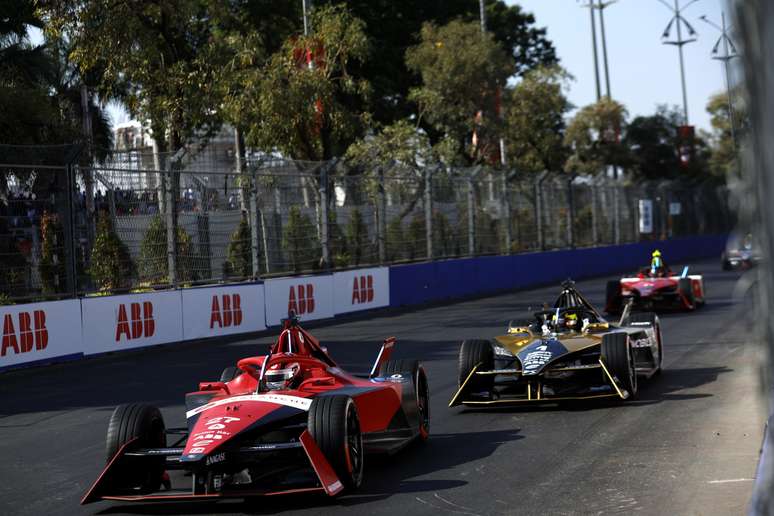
[596,0,619,98]
[478,0,507,166]
[579,0,602,101]
[302,0,311,36]
[699,12,739,147]
[658,0,700,125]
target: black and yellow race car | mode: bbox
[449,281,663,408]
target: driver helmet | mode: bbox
[565,312,578,329]
[550,313,564,330]
[265,362,300,390]
[651,250,663,272]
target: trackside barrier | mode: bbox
[0,299,83,368]
[182,284,267,341]
[333,267,390,316]
[264,274,335,327]
[388,235,728,307]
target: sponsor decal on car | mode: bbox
[206,452,226,465]
[185,394,313,419]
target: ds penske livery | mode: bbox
[449,281,663,407]
[82,314,429,504]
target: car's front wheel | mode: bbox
[308,395,364,491]
[105,403,166,492]
[458,339,494,394]
[601,333,637,399]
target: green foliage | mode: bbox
[327,209,348,267]
[224,213,253,278]
[345,207,370,266]
[565,97,629,174]
[0,216,28,299]
[38,212,64,294]
[138,215,196,284]
[229,5,371,161]
[90,215,133,291]
[406,212,426,260]
[386,216,405,262]
[406,20,513,165]
[706,91,746,177]
[282,206,320,272]
[505,66,572,174]
[432,210,454,258]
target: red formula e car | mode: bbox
[605,266,705,313]
[82,314,429,504]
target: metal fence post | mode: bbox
[535,171,549,251]
[613,181,621,245]
[502,172,513,254]
[376,166,386,264]
[164,167,177,286]
[590,176,598,245]
[320,163,330,269]
[63,163,78,295]
[425,166,433,260]
[249,172,260,278]
[467,173,476,256]
[567,175,576,248]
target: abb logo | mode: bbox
[352,275,374,304]
[288,284,315,314]
[1,311,48,356]
[115,302,155,342]
[210,294,243,328]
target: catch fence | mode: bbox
[0,149,732,302]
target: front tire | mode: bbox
[458,339,494,394]
[601,333,637,398]
[379,359,430,441]
[678,278,696,310]
[628,312,663,372]
[308,396,364,491]
[105,404,166,492]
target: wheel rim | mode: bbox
[344,403,363,481]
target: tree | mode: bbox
[137,215,195,284]
[282,206,320,272]
[38,212,65,294]
[625,106,683,180]
[345,207,369,265]
[227,5,371,161]
[90,214,133,291]
[406,20,514,165]
[504,66,572,174]
[224,212,252,278]
[565,98,629,175]
[706,91,746,177]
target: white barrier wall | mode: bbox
[81,291,184,355]
[182,284,266,340]
[333,267,390,315]
[264,275,335,327]
[0,299,83,368]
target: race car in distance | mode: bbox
[82,314,429,504]
[722,232,761,270]
[449,281,662,408]
[605,266,705,313]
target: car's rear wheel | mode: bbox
[105,404,166,492]
[606,280,623,313]
[458,339,494,394]
[678,278,696,310]
[628,312,663,372]
[308,395,363,491]
[379,359,430,441]
[601,333,637,399]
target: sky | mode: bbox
[512,0,735,132]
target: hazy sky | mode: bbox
[513,0,735,132]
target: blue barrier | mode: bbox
[389,235,728,307]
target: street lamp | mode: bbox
[658,0,700,125]
[578,0,603,101]
[699,12,739,147]
[596,0,619,99]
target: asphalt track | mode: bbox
[0,259,764,516]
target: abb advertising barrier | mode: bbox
[264,275,334,327]
[333,267,389,315]
[182,283,266,340]
[81,291,183,355]
[0,299,83,368]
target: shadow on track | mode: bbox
[93,428,522,516]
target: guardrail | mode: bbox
[0,235,727,372]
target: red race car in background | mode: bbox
[82,313,429,505]
[605,266,705,313]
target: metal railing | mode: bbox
[0,151,733,302]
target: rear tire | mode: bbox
[601,333,637,398]
[606,280,622,314]
[219,366,242,383]
[105,404,166,492]
[678,278,696,310]
[458,339,494,394]
[308,395,364,491]
[379,359,430,441]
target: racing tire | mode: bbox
[605,280,622,314]
[628,312,663,372]
[219,366,242,383]
[601,333,637,399]
[308,395,364,491]
[678,278,696,310]
[379,359,430,441]
[458,339,494,394]
[105,404,166,492]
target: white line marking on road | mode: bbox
[707,478,754,484]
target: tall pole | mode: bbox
[302,0,311,36]
[659,0,700,126]
[597,0,612,98]
[479,0,486,33]
[586,1,602,101]
[479,0,507,166]
[699,11,739,149]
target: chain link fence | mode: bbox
[0,145,734,303]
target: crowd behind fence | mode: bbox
[0,149,733,303]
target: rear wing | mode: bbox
[369,337,396,378]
